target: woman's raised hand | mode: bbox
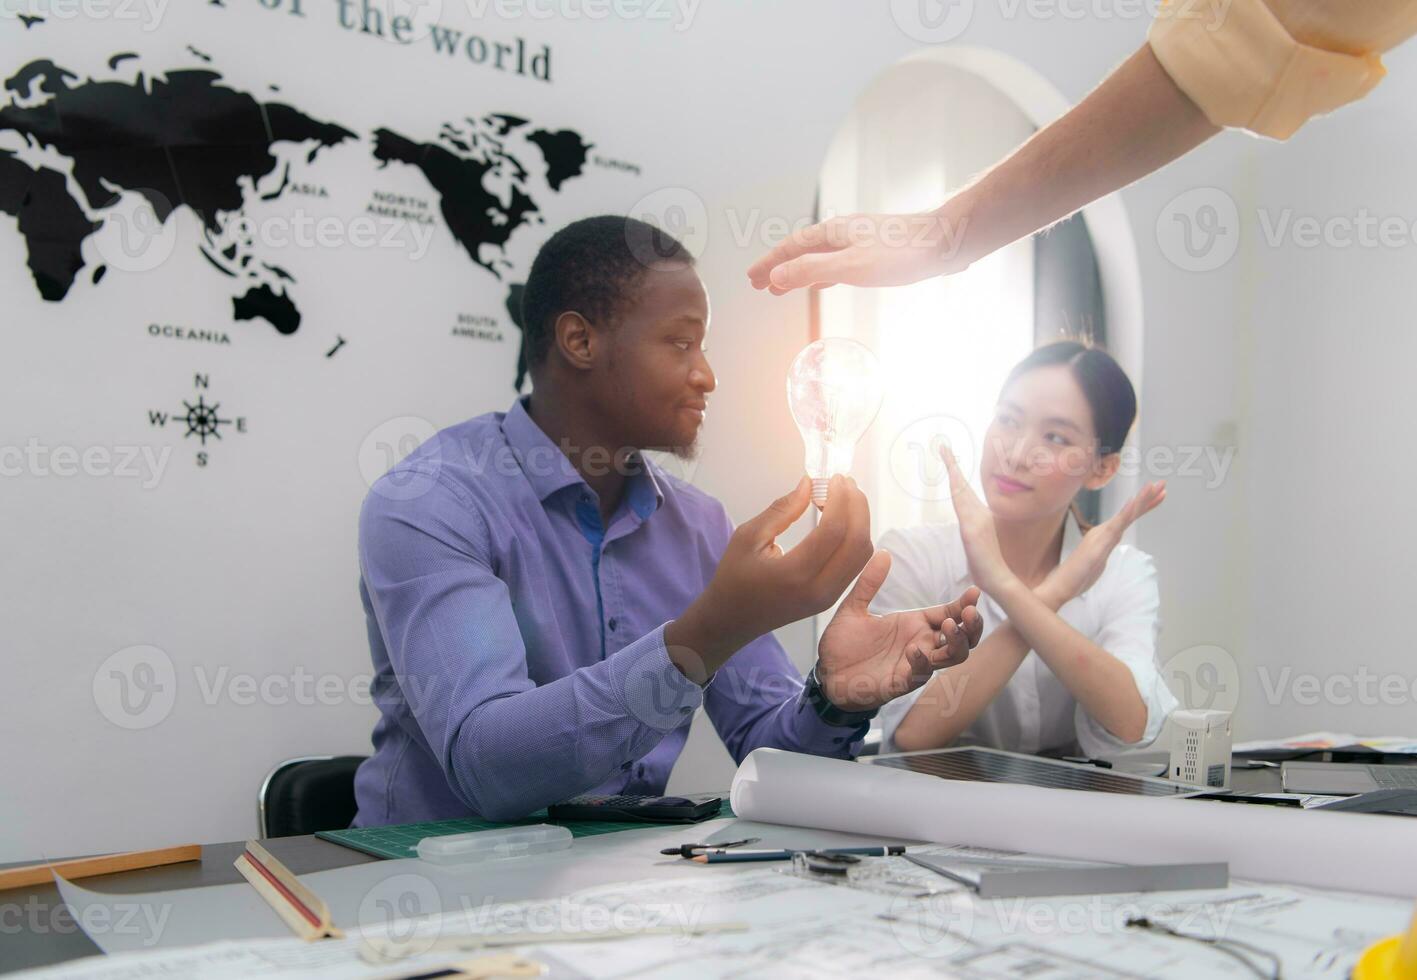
[1040,480,1167,607]
[940,447,1016,596]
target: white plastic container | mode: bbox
[1169,708,1233,788]
[415,824,573,865]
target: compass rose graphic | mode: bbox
[148,374,248,467]
[178,395,231,445]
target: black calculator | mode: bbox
[547,793,723,823]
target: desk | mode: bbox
[0,835,377,975]
[0,765,1305,976]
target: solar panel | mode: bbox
[867,747,1192,797]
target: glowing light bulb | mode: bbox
[786,338,885,507]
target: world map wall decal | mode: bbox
[0,38,622,383]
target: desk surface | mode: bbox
[0,766,1288,975]
[0,834,379,975]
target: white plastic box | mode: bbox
[416,824,573,865]
[1170,709,1233,788]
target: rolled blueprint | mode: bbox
[730,749,1417,898]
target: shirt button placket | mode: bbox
[601,540,621,644]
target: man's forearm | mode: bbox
[665,572,798,682]
[704,637,867,764]
[938,45,1220,274]
[664,600,748,683]
[445,627,701,819]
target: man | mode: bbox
[352,215,982,825]
[748,0,1417,294]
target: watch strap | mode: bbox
[803,664,879,728]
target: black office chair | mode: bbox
[257,755,367,838]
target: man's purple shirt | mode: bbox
[352,398,859,825]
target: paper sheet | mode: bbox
[1232,731,1417,754]
[53,819,747,954]
[547,862,1414,979]
[8,936,583,980]
[52,875,291,954]
[730,748,1417,898]
[1233,731,1362,752]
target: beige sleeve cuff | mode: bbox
[1148,0,1387,140]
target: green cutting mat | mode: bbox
[318,801,736,861]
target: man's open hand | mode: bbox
[816,551,984,711]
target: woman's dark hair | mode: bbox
[1002,340,1136,456]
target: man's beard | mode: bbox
[668,436,701,462]
[639,425,700,462]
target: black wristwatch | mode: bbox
[802,664,878,729]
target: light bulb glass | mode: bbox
[786,338,884,506]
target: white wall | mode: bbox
[1238,45,1417,738]
[6,0,1408,860]
[1125,42,1417,741]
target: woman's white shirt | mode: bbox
[872,513,1178,758]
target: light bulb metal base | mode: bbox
[810,478,830,509]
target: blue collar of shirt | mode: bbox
[501,396,663,521]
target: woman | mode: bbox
[875,341,1176,758]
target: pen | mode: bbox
[690,845,906,864]
[660,837,760,857]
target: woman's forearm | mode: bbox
[890,621,1032,752]
[936,45,1220,275]
[992,579,1149,744]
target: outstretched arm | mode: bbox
[748,45,1217,294]
[752,0,1417,294]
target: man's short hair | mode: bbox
[520,215,695,370]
